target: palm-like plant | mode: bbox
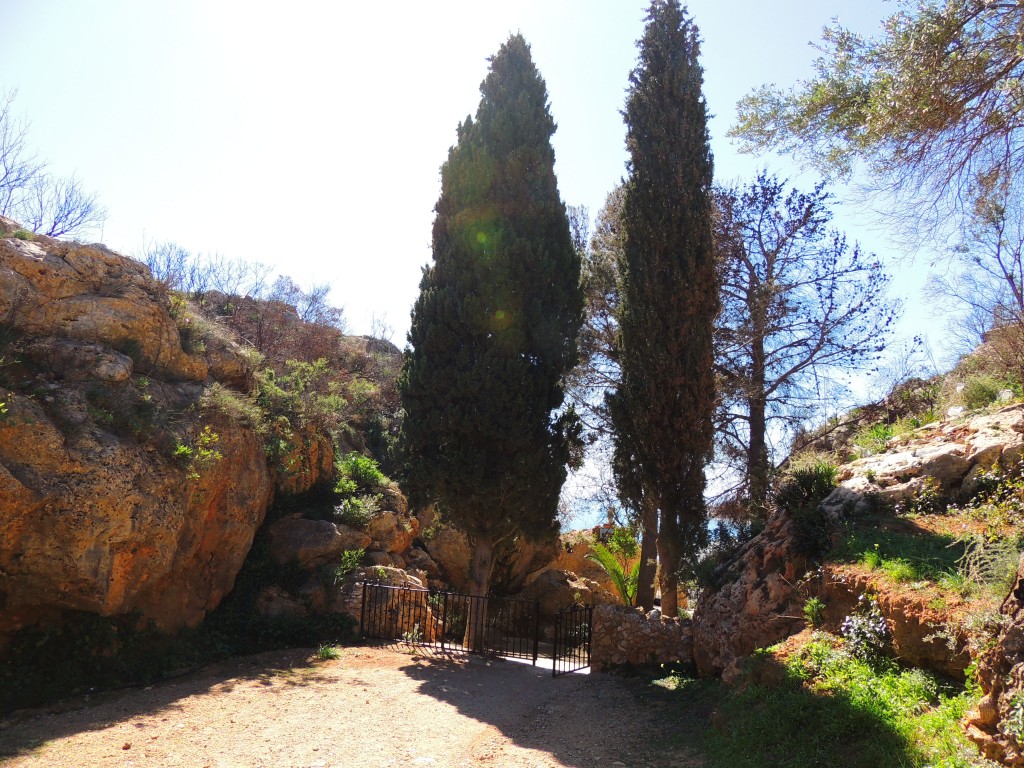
[586,541,641,606]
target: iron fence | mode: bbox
[360,582,541,664]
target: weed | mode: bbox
[881,557,920,583]
[852,422,894,456]
[201,383,265,430]
[11,229,34,241]
[319,549,365,587]
[402,623,424,644]
[332,494,380,529]
[315,644,341,661]
[174,425,223,479]
[802,597,825,628]
[1003,694,1024,738]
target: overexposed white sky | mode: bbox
[2,0,918,342]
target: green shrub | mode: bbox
[961,374,1007,409]
[775,459,837,510]
[337,451,388,492]
[316,644,341,660]
[331,494,380,529]
[803,597,825,628]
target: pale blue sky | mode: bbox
[2,0,918,352]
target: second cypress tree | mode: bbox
[612,0,718,616]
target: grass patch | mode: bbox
[652,636,991,768]
[833,526,965,584]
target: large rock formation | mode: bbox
[692,509,812,678]
[0,222,285,640]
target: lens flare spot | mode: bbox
[492,309,512,331]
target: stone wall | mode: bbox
[591,604,693,672]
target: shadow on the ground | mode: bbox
[394,646,679,768]
[0,647,328,759]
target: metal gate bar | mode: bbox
[552,604,592,677]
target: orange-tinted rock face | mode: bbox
[0,222,275,638]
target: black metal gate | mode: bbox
[359,582,593,675]
[552,604,592,677]
[360,582,541,664]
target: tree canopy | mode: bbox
[398,35,582,616]
[731,1,1024,219]
[612,0,717,615]
[714,173,898,515]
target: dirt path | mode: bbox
[0,646,704,768]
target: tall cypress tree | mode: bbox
[398,35,582,644]
[612,0,717,616]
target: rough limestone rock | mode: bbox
[422,525,472,591]
[0,225,286,639]
[692,510,812,678]
[542,533,639,597]
[272,424,335,496]
[0,394,273,634]
[966,555,1024,766]
[836,405,1024,499]
[368,510,418,555]
[267,516,370,569]
[0,225,206,381]
[515,569,618,641]
[418,507,560,593]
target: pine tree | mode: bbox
[398,35,582,646]
[612,0,717,616]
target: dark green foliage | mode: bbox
[775,461,838,557]
[612,0,717,599]
[398,35,582,563]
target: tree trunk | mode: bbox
[464,535,495,651]
[635,496,658,609]
[657,523,680,617]
[748,335,770,518]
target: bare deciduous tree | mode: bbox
[0,90,105,238]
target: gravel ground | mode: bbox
[0,645,704,768]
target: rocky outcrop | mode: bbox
[515,569,617,641]
[418,506,560,593]
[0,221,207,381]
[966,555,1024,765]
[0,225,281,639]
[545,533,639,598]
[591,604,692,672]
[836,405,1024,502]
[692,510,813,678]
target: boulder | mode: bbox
[515,569,618,637]
[0,232,206,381]
[368,510,418,555]
[266,516,367,569]
[0,390,274,634]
